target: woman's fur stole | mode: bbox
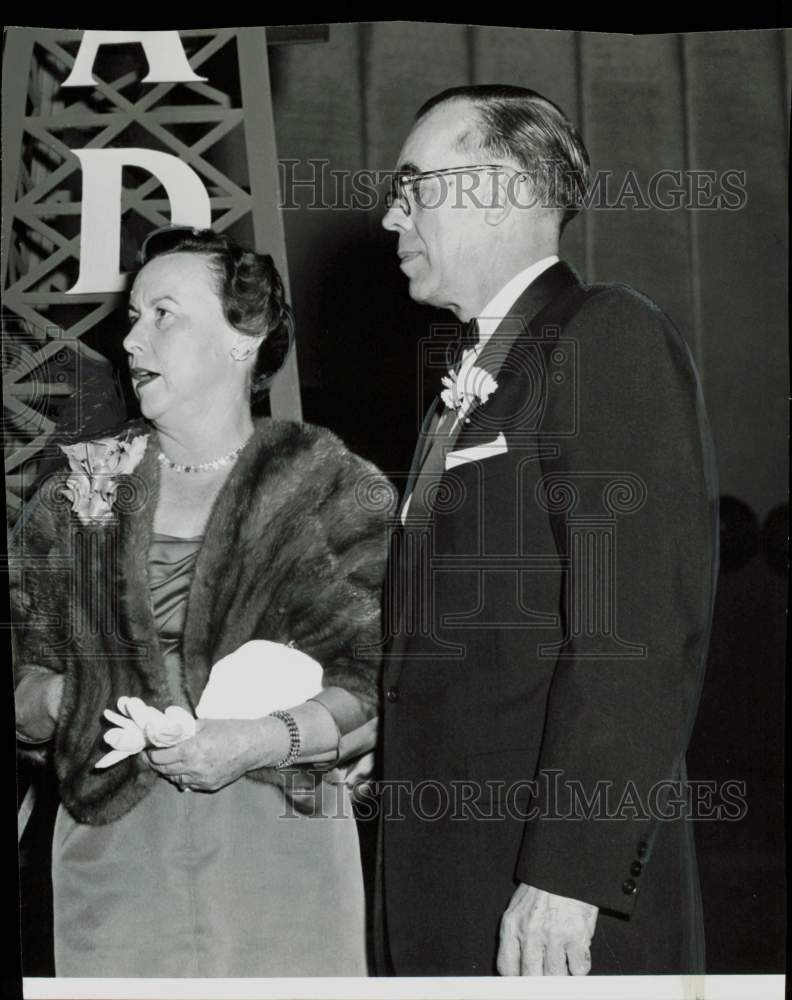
[9,418,396,824]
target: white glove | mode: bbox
[95,697,196,769]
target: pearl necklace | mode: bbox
[157,443,245,474]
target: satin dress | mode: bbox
[52,534,367,977]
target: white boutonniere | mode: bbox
[440,348,498,426]
[60,432,148,525]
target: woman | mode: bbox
[10,227,395,977]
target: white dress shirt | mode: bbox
[475,254,559,351]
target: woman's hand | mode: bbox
[44,674,65,723]
[145,717,288,792]
[15,668,65,743]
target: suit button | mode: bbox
[636,840,648,859]
[386,686,399,703]
[622,878,638,895]
[630,861,643,877]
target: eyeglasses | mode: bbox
[137,224,204,265]
[385,164,528,216]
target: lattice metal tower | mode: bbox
[2,27,303,522]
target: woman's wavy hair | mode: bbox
[138,227,294,401]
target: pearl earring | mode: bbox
[230,344,251,361]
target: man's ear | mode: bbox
[484,172,524,227]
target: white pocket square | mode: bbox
[445,432,508,470]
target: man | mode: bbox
[377,85,718,976]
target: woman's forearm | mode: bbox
[15,668,63,743]
[243,699,342,771]
[300,686,377,765]
[244,687,377,772]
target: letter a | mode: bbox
[67,149,212,294]
[61,30,207,87]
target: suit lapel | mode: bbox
[399,397,443,519]
[453,261,581,452]
[406,261,581,516]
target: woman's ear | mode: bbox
[230,334,266,362]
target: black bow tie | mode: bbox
[448,319,480,371]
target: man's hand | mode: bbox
[497,884,598,976]
[343,750,375,801]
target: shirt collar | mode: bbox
[475,255,559,349]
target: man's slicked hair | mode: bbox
[416,84,590,229]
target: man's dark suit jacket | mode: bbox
[378,261,719,976]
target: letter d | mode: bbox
[67,149,211,294]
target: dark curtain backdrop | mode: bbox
[270,24,788,518]
[269,24,788,973]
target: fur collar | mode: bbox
[11,418,395,824]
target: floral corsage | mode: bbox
[60,432,148,525]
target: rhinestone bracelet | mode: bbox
[269,710,302,769]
